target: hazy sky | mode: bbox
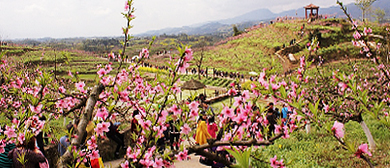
[0,0,355,39]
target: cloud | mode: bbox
[0,0,356,39]
[88,7,112,16]
[16,3,46,13]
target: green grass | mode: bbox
[14,50,126,82]
[180,75,235,88]
[0,114,72,143]
[47,117,73,139]
[252,115,390,167]
[78,74,99,81]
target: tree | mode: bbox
[232,24,243,36]
[355,0,376,22]
[193,38,209,80]
[372,8,386,23]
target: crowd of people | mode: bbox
[212,68,244,80]
[124,94,294,168]
[0,133,49,168]
[192,97,294,167]
[187,67,245,81]
[142,62,247,81]
[0,116,49,168]
[142,62,170,71]
[57,117,125,167]
[0,94,293,168]
[265,102,293,135]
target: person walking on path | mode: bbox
[195,112,211,145]
[266,102,277,137]
[107,122,125,158]
[207,116,218,139]
[281,104,290,125]
[8,136,48,168]
[58,123,74,156]
[0,143,15,168]
[130,110,140,146]
[36,115,47,156]
[169,114,180,151]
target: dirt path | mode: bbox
[172,155,209,168]
[103,154,209,168]
[104,138,210,168]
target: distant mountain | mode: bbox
[138,22,231,36]
[308,1,389,19]
[136,0,390,37]
[218,8,277,24]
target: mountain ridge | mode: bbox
[136,0,390,37]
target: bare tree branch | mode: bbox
[57,84,105,167]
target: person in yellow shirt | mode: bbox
[195,111,211,145]
[85,120,95,141]
[81,120,95,143]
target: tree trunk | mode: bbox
[360,120,376,150]
[197,66,201,80]
[57,84,105,168]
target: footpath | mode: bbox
[104,138,210,168]
[103,154,208,168]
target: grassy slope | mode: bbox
[250,60,389,167]
[196,18,388,76]
[253,115,390,168]
[21,50,108,74]
[123,18,381,78]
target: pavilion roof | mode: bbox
[181,79,206,90]
[304,3,319,9]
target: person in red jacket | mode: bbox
[207,116,218,139]
[130,110,140,146]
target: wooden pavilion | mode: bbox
[304,4,319,19]
[180,79,206,100]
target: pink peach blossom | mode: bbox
[221,106,234,118]
[169,104,182,116]
[181,124,191,134]
[355,143,372,158]
[97,68,107,77]
[121,160,129,168]
[94,122,110,137]
[175,149,189,161]
[332,121,344,139]
[270,155,285,168]
[75,81,85,93]
[4,126,17,138]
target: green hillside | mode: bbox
[187,18,388,76]
[2,18,388,84]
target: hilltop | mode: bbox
[145,18,389,76]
